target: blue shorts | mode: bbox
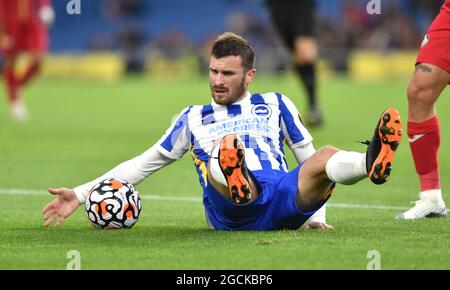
[202,165,329,230]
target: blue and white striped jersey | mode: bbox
[155,92,313,188]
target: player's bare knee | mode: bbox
[294,50,316,65]
[407,79,436,107]
[407,82,421,102]
[317,145,339,160]
[318,146,339,179]
[301,146,338,181]
[293,38,317,64]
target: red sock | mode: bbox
[407,116,441,191]
[4,67,19,102]
[20,61,41,86]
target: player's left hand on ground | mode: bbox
[303,222,334,230]
[42,187,80,227]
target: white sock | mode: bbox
[209,143,228,186]
[325,151,367,185]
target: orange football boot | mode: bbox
[366,108,403,184]
[218,134,252,204]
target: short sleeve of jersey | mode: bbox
[155,106,192,160]
[278,94,313,148]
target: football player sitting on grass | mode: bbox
[43,32,402,230]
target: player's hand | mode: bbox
[39,6,55,26]
[303,221,334,230]
[42,188,80,227]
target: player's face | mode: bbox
[209,55,255,105]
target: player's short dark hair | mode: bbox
[211,32,255,71]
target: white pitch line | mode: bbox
[0,189,47,196]
[326,203,408,211]
[0,188,409,211]
[142,194,200,202]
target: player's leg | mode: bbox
[293,36,322,127]
[5,54,29,121]
[2,54,28,121]
[207,134,259,204]
[295,145,339,212]
[296,109,403,212]
[20,23,47,86]
[266,0,322,126]
[408,63,448,122]
[291,0,321,127]
[395,63,449,219]
[3,54,18,102]
[19,53,43,86]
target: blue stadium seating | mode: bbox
[49,0,269,52]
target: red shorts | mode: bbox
[416,5,450,73]
[0,21,48,56]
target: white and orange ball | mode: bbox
[85,178,142,229]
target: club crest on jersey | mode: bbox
[252,104,272,117]
[421,34,429,48]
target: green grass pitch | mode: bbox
[0,74,449,269]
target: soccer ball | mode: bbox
[85,178,142,229]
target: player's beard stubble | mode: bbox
[210,76,247,105]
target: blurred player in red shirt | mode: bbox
[0,0,54,121]
[396,0,450,220]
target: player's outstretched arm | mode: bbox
[42,188,80,227]
[73,146,177,203]
[42,145,176,227]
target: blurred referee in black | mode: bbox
[266,0,323,127]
